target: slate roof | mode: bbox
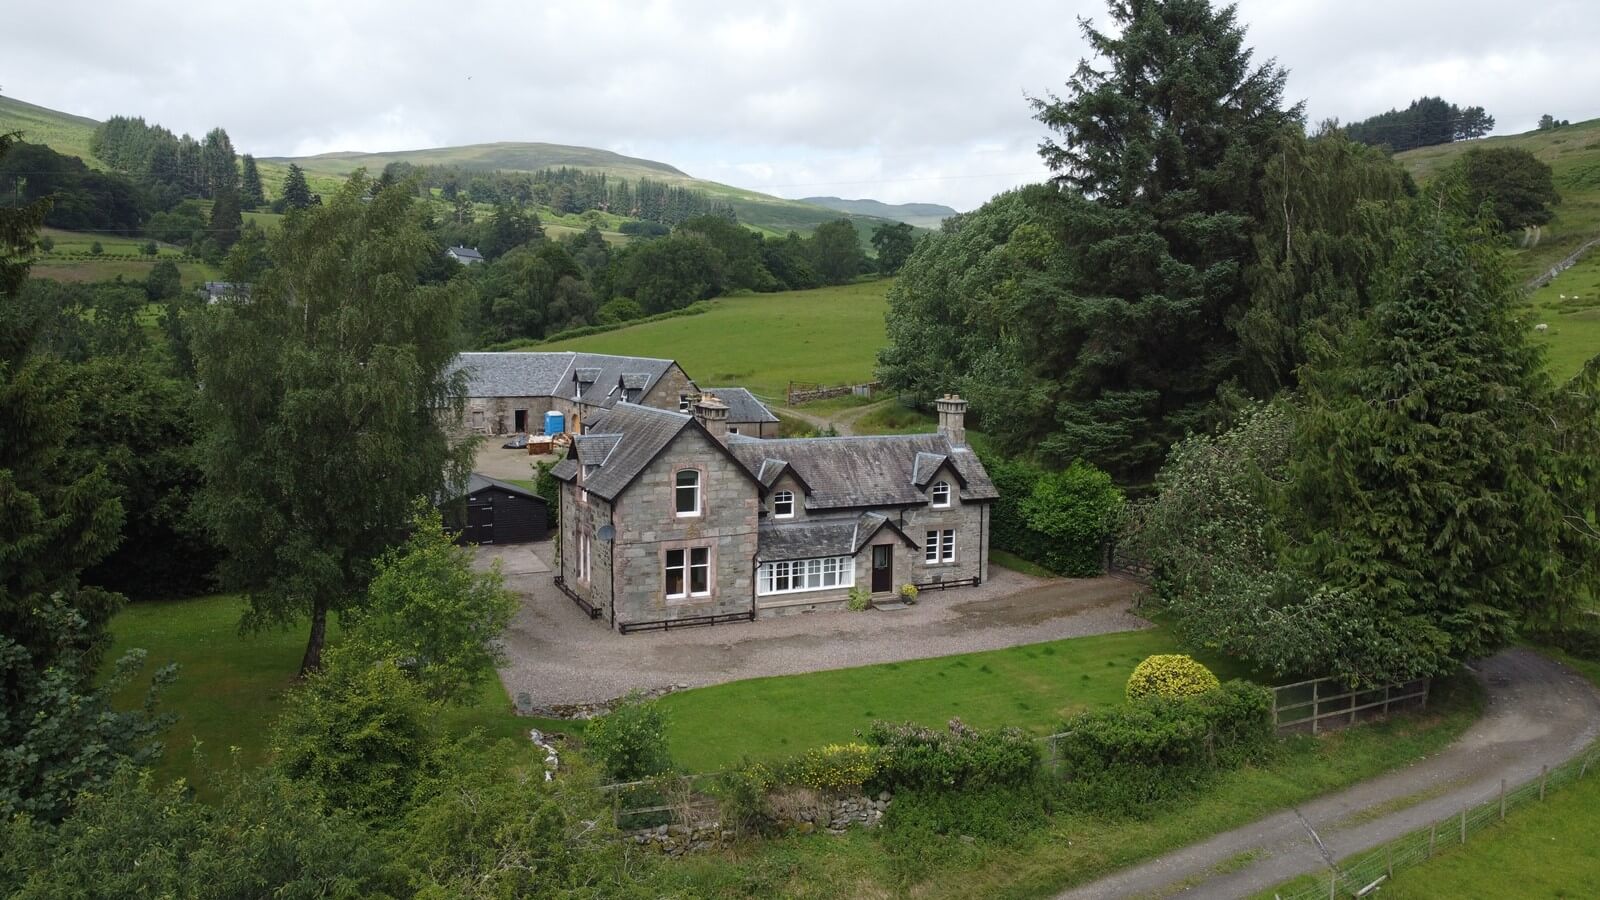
[448,246,485,261]
[756,512,914,562]
[450,352,689,408]
[727,433,996,510]
[699,387,779,424]
[549,404,698,500]
[440,472,542,503]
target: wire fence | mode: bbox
[1275,747,1600,899]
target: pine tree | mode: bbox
[240,154,266,210]
[209,187,243,253]
[201,127,238,199]
[1023,0,1301,478]
[281,163,313,210]
[1286,195,1559,675]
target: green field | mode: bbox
[1529,253,1600,380]
[537,279,891,398]
[0,94,101,162]
[102,594,530,791]
[1397,117,1600,284]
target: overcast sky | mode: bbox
[4,0,1596,211]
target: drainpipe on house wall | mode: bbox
[979,501,987,585]
[608,502,617,630]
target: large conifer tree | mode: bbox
[1022,0,1302,477]
[1286,196,1558,672]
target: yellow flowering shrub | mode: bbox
[796,743,879,792]
[1125,654,1220,701]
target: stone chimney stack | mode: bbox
[694,393,730,444]
[935,393,968,448]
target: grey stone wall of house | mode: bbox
[560,483,615,617]
[899,465,991,588]
[727,420,774,439]
[610,428,759,626]
[639,364,699,414]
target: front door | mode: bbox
[871,545,892,593]
[468,502,494,544]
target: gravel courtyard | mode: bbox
[486,542,1150,706]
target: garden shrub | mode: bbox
[846,587,870,611]
[899,583,919,603]
[584,693,672,782]
[878,783,1050,883]
[1020,461,1124,576]
[1125,654,1221,700]
[1055,680,1273,814]
[713,760,777,837]
[864,718,1039,791]
[793,743,878,793]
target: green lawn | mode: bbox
[991,549,1057,578]
[103,594,527,790]
[535,279,892,398]
[659,628,1245,772]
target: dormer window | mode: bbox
[773,490,795,518]
[930,480,952,508]
[675,469,701,517]
[679,394,693,412]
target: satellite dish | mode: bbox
[596,525,616,542]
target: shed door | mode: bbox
[871,545,893,593]
[468,502,494,544]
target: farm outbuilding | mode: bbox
[443,474,549,545]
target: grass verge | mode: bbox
[991,549,1057,579]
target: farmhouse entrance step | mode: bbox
[870,599,910,611]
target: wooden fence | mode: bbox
[786,380,882,405]
[1271,676,1430,735]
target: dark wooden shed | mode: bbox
[444,474,549,545]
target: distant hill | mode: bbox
[801,196,958,229]
[1395,117,1600,281]
[0,95,905,239]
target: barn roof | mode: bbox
[698,387,779,424]
[450,351,690,408]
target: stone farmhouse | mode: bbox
[549,394,995,632]
[697,386,780,437]
[451,351,704,437]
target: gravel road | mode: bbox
[489,543,1149,705]
[1055,648,1600,899]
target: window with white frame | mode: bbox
[578,532,592,582]
[772,490,795,518]
[924,529,955,564]
[930,480,951,508]
[674,469,701,516]
[665,547,711,599]
[758,556,853,596]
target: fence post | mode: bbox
[1329,867,1337,900]
[1271,687,1279,729]
[1500,779,1507,821]
[1386,844,1393,879]
[1541,764,1549,801]
[1427,823,1436,858]
[1312,679,1321,735]
[1459,807,1466,844]
[1583,755,1591,780]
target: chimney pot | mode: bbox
[694,393,730,444]
[934,393,968,448]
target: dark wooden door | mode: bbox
[468,502,495,544]
[871,545,892,593]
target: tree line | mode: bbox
[879,0,1587,685]
[383,161,737,224]
[1344,95,1495,152]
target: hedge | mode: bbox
[862,718,1039,791]
[984,455,1123,577]
[479,300,716,351]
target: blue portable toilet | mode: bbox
[543,411,566,436]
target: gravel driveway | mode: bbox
[490,543,1149,706]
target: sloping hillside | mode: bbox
[0,95,903,238]
[1396,118,1600,280]
[801,196,957,229]
[0,94,101,162]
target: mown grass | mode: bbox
[991,549,1057,579]
[658,628,1247,773]
[658,674,1483,899]
[537,279,892,398]
[102,594,526,792]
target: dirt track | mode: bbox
[1056,649,1600,899]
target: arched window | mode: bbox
[773,490,795,518]
[675,469,701,516]
[930,480,951,508]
